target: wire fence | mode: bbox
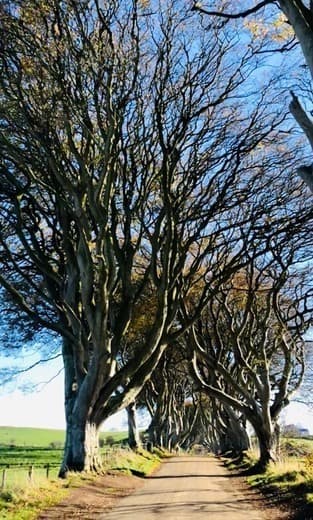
[0,445,131,491]
[0,464,60,491]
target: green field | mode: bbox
[0,446,62,468]
[0,426,65,448]
[0,426,128,480]
[0,426,127,448]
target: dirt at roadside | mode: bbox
[37,472,144,520]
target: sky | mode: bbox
[1,355,313,434]
[0,357,128,432]
[0,385,128,431]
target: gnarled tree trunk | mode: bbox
[249,415,279,472]
[127,402,141,450]
[59,420,101,477]
[222,409,251,455]
[59,340,102,477]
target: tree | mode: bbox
[192,0,313,192]
[186,241,311,470]
[200,397,251,455]
[140,346,200,451]
[139,332,251,453]
[0,0,311,475]
[126,401,142,450]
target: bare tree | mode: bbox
[186,242,311,470]
[192,0,313,192]
[0,0,311,474]
[140,346,200,451]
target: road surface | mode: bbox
[99,455,278,520]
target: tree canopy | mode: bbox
[0,0,312,474]
[192,0,313,192]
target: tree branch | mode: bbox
[192,1,273,19]
[289,91,313,192]
[289,91,313,152]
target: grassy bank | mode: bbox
[226,437,313,518]
[0,447,161,520]
[0,426,160,520]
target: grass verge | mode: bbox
[0,447,162,520]
[0,477,68,520]
[224,448,313,519]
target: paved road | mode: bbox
[99,456,273,520]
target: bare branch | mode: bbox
[192,1,273,19]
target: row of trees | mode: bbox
[0,0,312,474]
[136,246,312,469]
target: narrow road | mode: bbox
[99,456,280,520]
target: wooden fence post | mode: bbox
[28,465,34,483]
[1,468,6,490]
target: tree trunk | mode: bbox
[59,419,102,477]
[279,1,313,83]
[227,412,251,454]
[257,431,276,471]
[278,1,313,193]
[59,340,102,477]
[249,422,278,473]
[127,402,141,450]
[274,422,281,459]
[147,414,163,448]
[147,417,156,445]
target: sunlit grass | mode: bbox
[247,458,307,487]
[222,438,313,516]
[241,447,313,515]
[0,446,161,519]
[104,446,161,476]
[0,466,59,488]
[0,476,67,520]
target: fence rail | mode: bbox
[0,445,131,490]
[0,462,60,467]
[0,464,59,490]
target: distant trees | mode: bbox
[201,397,251,455]
[140,346,199,451]
[0,0,311,475]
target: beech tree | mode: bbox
[140,346,200,451]
[0,0,311,475]
[198,396,251,455]
[192,0,313,192]
[186,242,311,470]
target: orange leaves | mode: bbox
[243,12,293,42]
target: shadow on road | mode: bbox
[147,473,239,479]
